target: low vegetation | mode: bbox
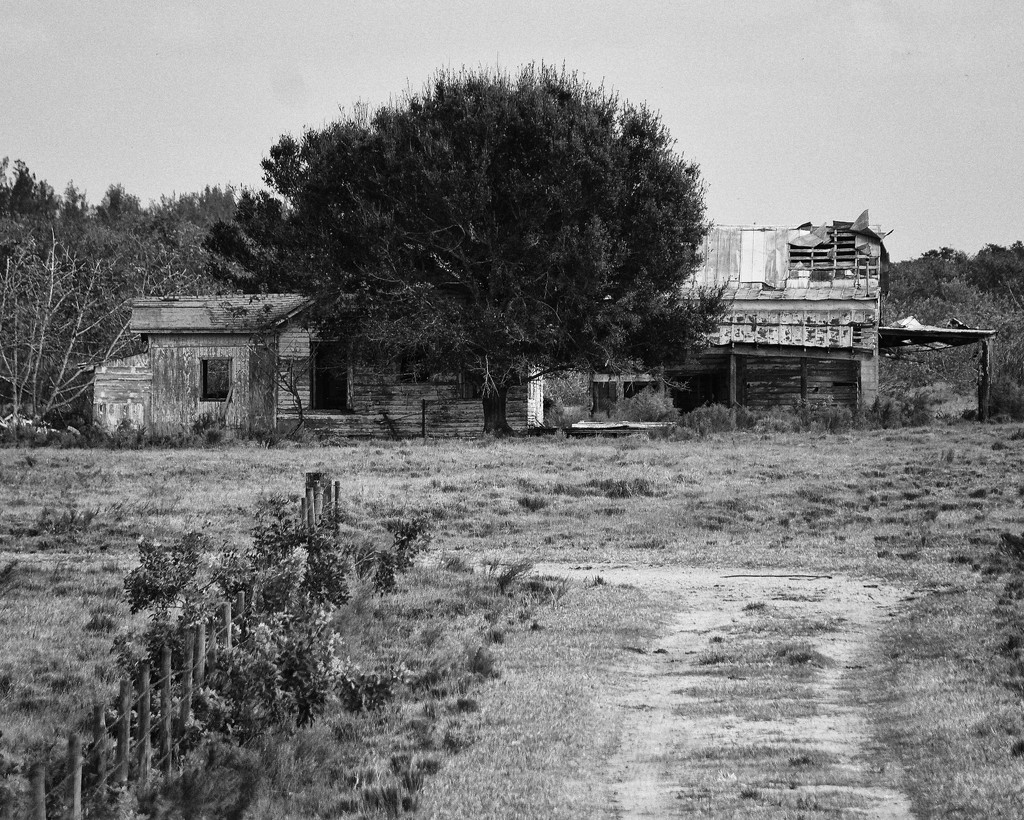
[2,422,1024,816]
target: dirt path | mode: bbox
[538,564,914,819]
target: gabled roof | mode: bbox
[131,294,311,334]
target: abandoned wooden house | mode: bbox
[593,212,891,413]
[93,295,543,437]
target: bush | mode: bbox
[679,404,735,435]
[608,387,679,422]
[990,378,1024,421]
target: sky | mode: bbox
[3,1,1022,261]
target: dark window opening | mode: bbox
[311,342,349,411]
[670,372,729,412]
[622,380,657,399]
[396,356,432,384]
[201,358,231,401]
[458,373,481,400]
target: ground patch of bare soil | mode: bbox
[541,564,913,819]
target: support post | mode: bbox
[728,353,738,407]
[115,678,131,786]
[67,733,83,820]
[137,661,151,785]
[160,645,172,773]
[800,357,808,404]
[979,338,992,421]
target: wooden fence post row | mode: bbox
[302,472,336,531]
[15,475,330,814]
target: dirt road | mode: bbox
[539,564,914,819]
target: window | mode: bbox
[311,342,349,411]
[201,358,231,401]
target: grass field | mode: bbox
[3,422,1024,816]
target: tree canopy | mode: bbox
[210,65,721,431]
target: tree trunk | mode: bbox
[482,386,514,436]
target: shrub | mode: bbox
[679,404,734,435]
[608,387,679,422]
[990,378,1024,421]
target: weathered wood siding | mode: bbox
[742,356,860,409]
[276,326,532,437]
[527,376,544,427]
[719,300,877,351]
[147,334,276,435]
[93,354,152,431]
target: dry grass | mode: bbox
[2,422,1024,814]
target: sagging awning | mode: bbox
[879,316,997,352]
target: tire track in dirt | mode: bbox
[539,564,913,819]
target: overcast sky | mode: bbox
[3,1,1022,261]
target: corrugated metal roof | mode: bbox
[131,294,311,334]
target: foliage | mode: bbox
[208,64,722,431]
[119,499,433,743]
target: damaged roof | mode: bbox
[688,210,890,299]
[131,294,312,335]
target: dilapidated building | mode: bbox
[93,295,543,437]
[594,211,890,413]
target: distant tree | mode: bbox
[209,65,720,432]
[0,158,59,219]
[151,185,237,230]
[96,183,142,226]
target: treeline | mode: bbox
[884,242,1024,417]
[0,158,237,425]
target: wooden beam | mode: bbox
[800,358,808,403]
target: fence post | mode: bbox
[92,704,108,795]
[67,733,82,820]
[30,762,45,820]
[222,602,233,652]
[322,480,332,522]
[332,480,341,521]
[305,486,315,531]
[195,622,207,687]
[116,678,131,786]
[179,629,195,738]
[313,483,324,525]
[160,645,172,773]
[206,616,217,676]
[137,661,151,785]
[422,399,427,439]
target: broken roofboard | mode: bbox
[565,420,676,437]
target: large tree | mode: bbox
[210,65,721,432]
